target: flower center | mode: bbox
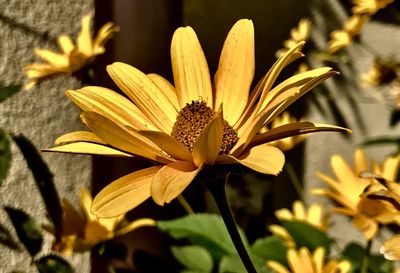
[171,100,239,155]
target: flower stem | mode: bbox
[177,194,195,214]
[285,163,304,200]
[203,170,258,273]
[361,239,372,273]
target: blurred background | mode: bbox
[1,0,400,272]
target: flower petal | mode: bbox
[81,111,172,164]
[93,22,119,55]
[147,73,180,111]
[171,26,213,108]
[77,14,93,56]
[34,49,69,68]
[139,130,192,161]
[107,62,176,133]
[226,144,285,175]
[151,161,200,206]
[66,86,158,131]
[80,187,96,222]
[381,235,400,261]
[249,122,351,147]
[192,107,224,166]
[43,142,132,157]
[92,166,161,218]
[214,19,254,125]
[57,35,75,55]
[55,131,106,145]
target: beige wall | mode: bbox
[0,1,93,272]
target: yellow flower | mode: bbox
[328,15,369,53]
[381,234,400,261]
[46,19,350,218]
[262,112,306,152]
[267,247,351,273]
[312,149,400,239]
[276,18,312,58]
[23,14,118,90]
[269,200,327,247]
[352,0,394,15]
[360,60,397,87]
[46,188,155,255]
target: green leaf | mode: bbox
[172,245,213,273]
[219,252,271,273]
[342,242,393,273]
[0,84,21,103]
[12,135,63,241]
[158,213,248,260]
[280,220,331,253]
[4,207,43,257]
[35,255,74,273]
[251,236,287,266]
[0,222,20,250]
[0,129,11,186]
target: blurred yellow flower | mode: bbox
[269,200,327,247]
[46,19,349,218]
[381,234,400,261]
[352,0,394,15]
[267,247,351,273]
[23,13,118,90]
[361,174,400,260]
[276,18,312,58]
[262,112,306,152]
[328,15,369,53]
[46,188,155,255]
[312,149,400,239]
[360,60,397,87]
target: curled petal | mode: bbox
[151,161,201,206]
[43,142,132,157]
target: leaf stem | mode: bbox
[203,170,258,273]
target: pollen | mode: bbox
[171,100,239,154]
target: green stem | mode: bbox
[203,170,258,273]
[361,239,372,273]
[177,194,195,214]
[285,163,304,200]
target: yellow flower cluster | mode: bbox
[23,14,118,90]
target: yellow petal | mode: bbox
[147,73,180,111]
[34,49,69,68]
[214,19,254,125]
[249,122,351,147]
[77,14,93,56]
[114,218,156,236]
[381,235,400,261]
[226,144,285,175]
[80,111,172,164]
[151,161,200,206]
[171,26,213,108]
[192,107,224,166]
[93,22,119,55]
[354,149,368,175]
[267,261,290,273]
[57,35,75,55]
[293,201,306,220]
[107,62,176,133]
[381,155,400,181]
[138,130,192,161]
[43,142,132,157]
[80,187,96,222]
[55,131,106,145]
[92,166,161,218]
[313,247,325,273]
[66,86,158,131]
